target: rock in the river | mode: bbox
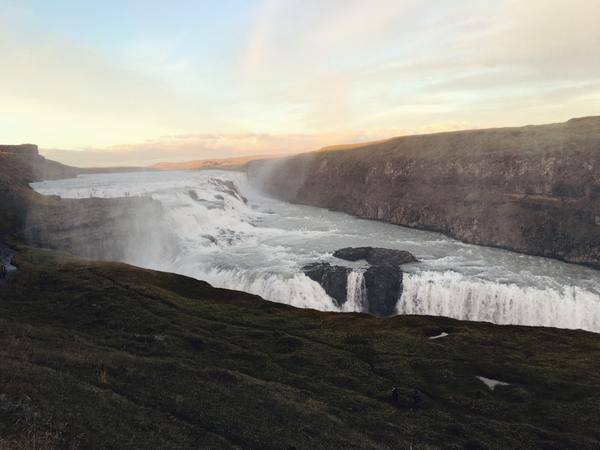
[303,262,350,307]
[364,265,403,315]
[209,178,248,204]
[334,247,418,266]
[304,247,415,315]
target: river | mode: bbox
[32,170,600,332]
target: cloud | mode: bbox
[266,0,600,132]
[2,0,599,162]
[483,0,600,71]
[0,4,216,148]
[40,133,364,167]
[41,122,482,167]
[241,0,279,76]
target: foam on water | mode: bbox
[31,170,600,332]
[399,271,600,331]
[343,270,368,312]
[179,264,339,311]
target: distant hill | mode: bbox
[150,154,279,171]
[0,144,80,181]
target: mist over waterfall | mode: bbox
[32,170,600,333]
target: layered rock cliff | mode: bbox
[1,145,172,262]
[249,117,600,267]
[24,196,174,263]
[0,144,81,181]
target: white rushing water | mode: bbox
[32,170,600,332]
[343,270,368,313]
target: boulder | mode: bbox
[364,265,403,315]
[334,247,418,266]
[303,262,350,307]
[304,247,415,315]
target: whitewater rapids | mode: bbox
[32,170,600,333]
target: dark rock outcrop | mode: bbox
[0,144,175,262]
[303,248,415,315]
[0,144,80,181]
[248,117,600,268]
[0,144,39,158]
[0,241,17,280]
[24,196,176,263]
[210,178,248,204]
[303,262,350,307]
[334,247,418,266]
[363,265,403,315]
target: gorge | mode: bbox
[2,131,600,448]
[248,117,600,268]
[31,167,600,333]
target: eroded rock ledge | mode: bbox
[0,145,174,263]
[333,247,418,265]
[303,247,417,315]
[25,196,175,263]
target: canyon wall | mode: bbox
[24,196,174,263]
[248,117,600,267]
[0,144,81,181]
[1,145,172,263]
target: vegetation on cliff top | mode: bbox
[317,116,600,159]
[1,245,600,449]
[1,143,600,448]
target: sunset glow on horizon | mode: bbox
[1,0,599,166]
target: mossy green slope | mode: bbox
[1,246,599,449]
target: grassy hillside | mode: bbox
[317,116,600,160]
[1,142,600,448]
[1,245,600,449]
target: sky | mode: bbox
[1,0,599,166]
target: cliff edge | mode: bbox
[2,142,600,448]
[249,117,600,267]
[0,144,171,262]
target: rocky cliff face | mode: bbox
[0,144,81,181]
[249,117,600,268]
[24,196,175,263]
[1,145,173,263]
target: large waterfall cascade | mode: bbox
[32,170,600,333]
[343,270,368,313]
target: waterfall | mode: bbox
[343,270,368,312]
[175,264,340,312]
[398,271,600,332]
[32,170,600,333]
